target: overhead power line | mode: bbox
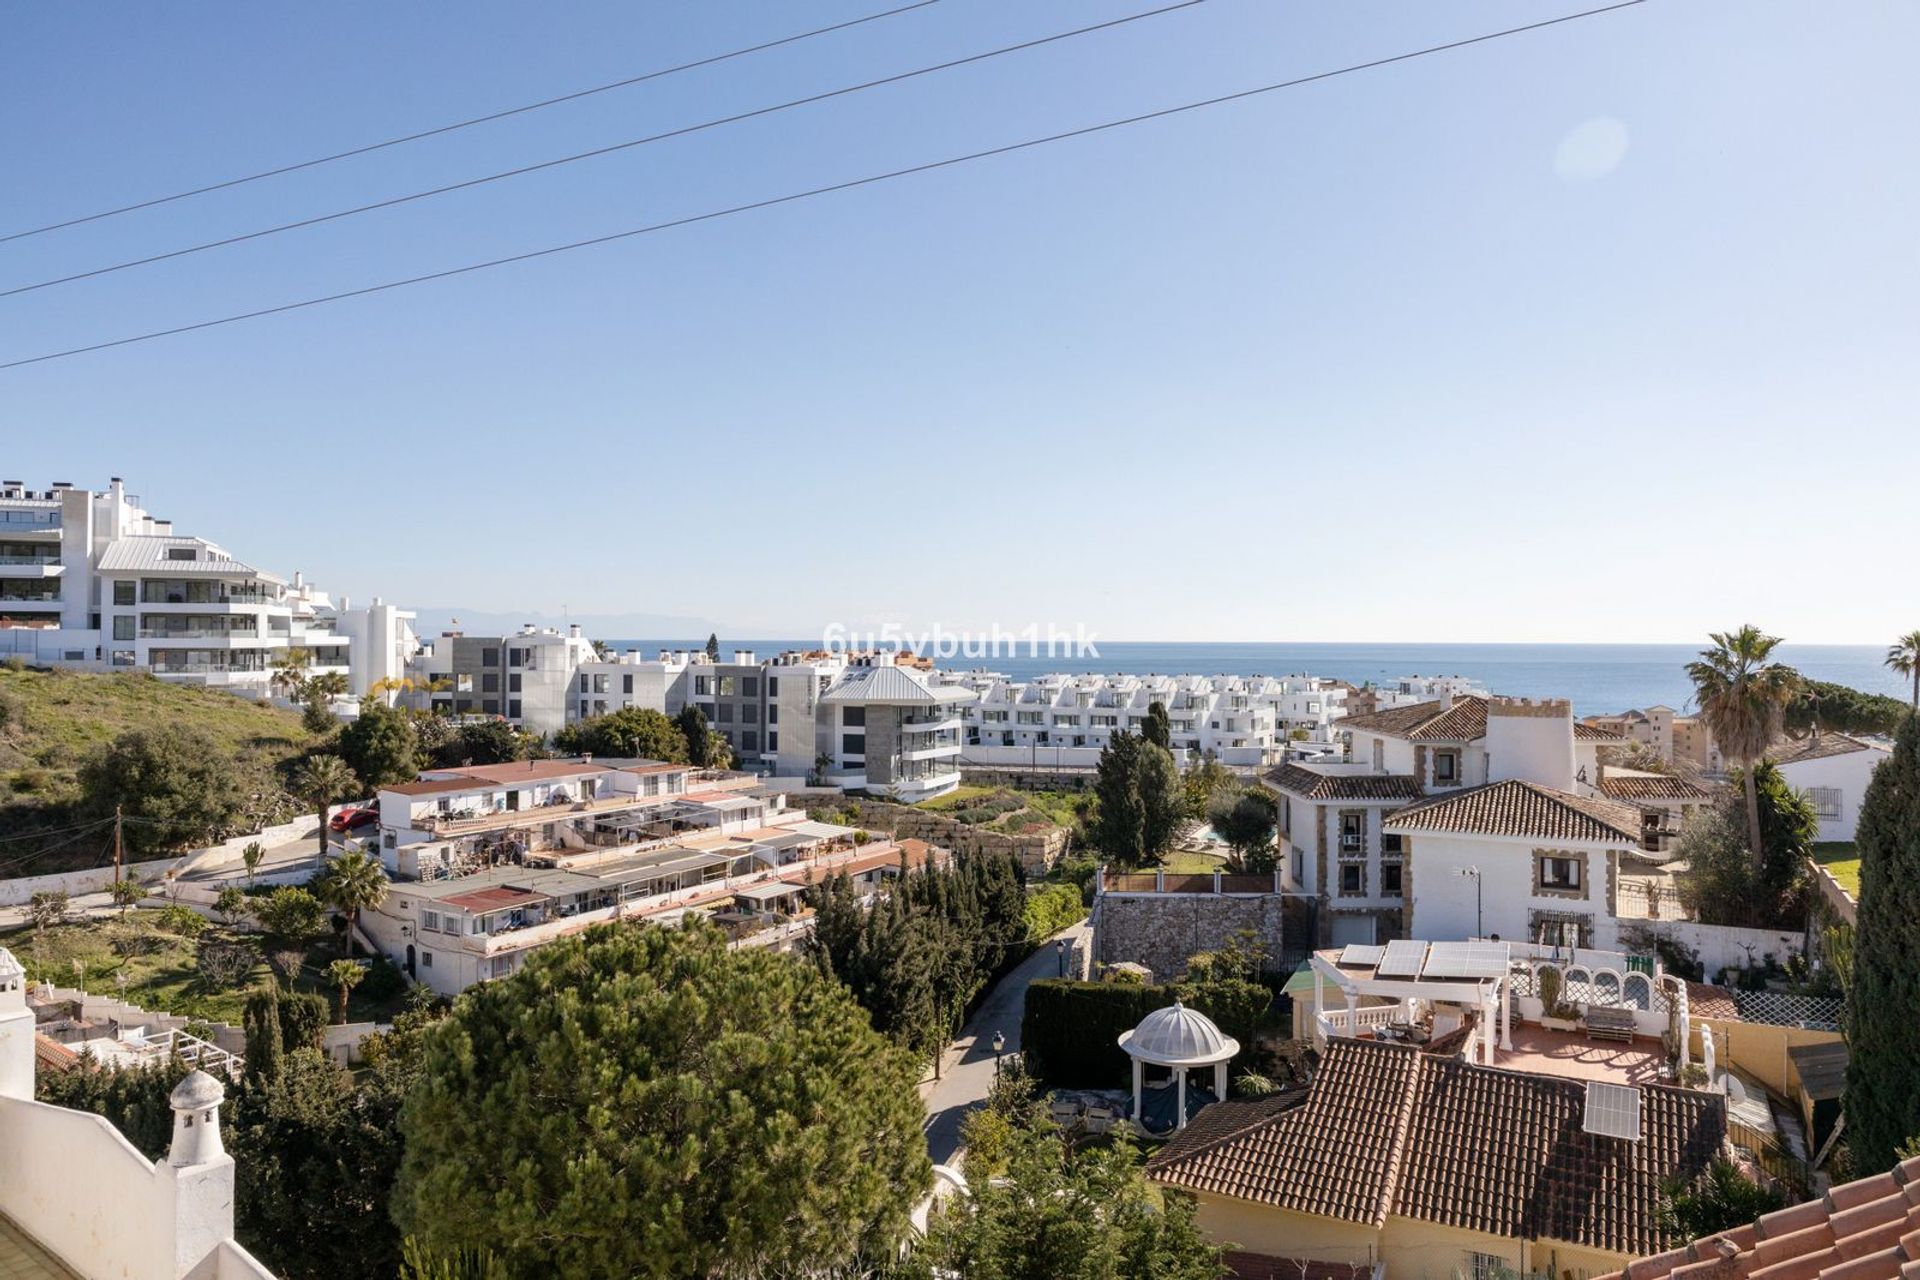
[0,0,941,246]
[0,0,1208,299]
[0,0,1648,373]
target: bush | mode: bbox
[109,924,163,958]
[1024,883,1088,941]
[195,939,259,989]
[356,957,407,1005]
[154,904,208,937]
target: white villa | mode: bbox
[0,477,413,701]
[1264,693,1713,948]
[1768,732,1891,843]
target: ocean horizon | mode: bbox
[605,639,1905,718]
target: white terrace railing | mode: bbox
[1315,1005,1410,1038]
[121,1026,245,1081]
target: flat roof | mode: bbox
[441,885,548,913]
[735,881,806,903]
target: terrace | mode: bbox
[1306,938,1690,1083]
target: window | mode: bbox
[741,731,758,751]
[622,674,633,694]
[694,676,711,695]
[509,648,525,667]
[842,707,866,728]
[579,700,589,719]
[578,674,589,693]
[112,580,135,606]
[421,951,433,968]
[421,909,442,932]
[742,705,757,723]
[1381,862,1403,897]
[1535,852,1583,893]
[1434,751,1459,783]
[767,705,778,724]
[1016,711,1043,725]
[508,673,521,693]
[112,616,134,641]
[842,732,865,756]
[1809,786,1842,819]
[481,673,499,693]
[1291,847,1304,885]
[768,677,778,694]
[1530,910,1591,949]
[1380,832,1403,855]
[1371,739,1384,771]
[1280,798,1292,837]
[508,699,521,719]
[742,676,758,696]
[716,704,733,723]
[1340,811,1365,853]
[483,699,499,715]
[767,731,778,751]
[718,676,736,697]
[165,547,197,561]
[1339,864,1364,895]
[481,648,498,667]
[1466,1253,1507,1280]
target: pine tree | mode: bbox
[1844,714,1920,1173]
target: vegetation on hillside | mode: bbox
[0,666,318,870]
[1784,678,1909,739]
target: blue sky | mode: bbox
[3,1,1914,644]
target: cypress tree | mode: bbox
[244,989,285,1083]
[1142,700,1172,750]
[1843,714,1920,1173]
[1092,732,1148,865]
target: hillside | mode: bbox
[0,664,316,872]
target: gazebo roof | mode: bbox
[1118,1001,1240,1067]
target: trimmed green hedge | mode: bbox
[1020,978,1273,1088]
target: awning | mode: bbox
[791,820,853,839]
[1281,964,1319,998]
[735,881,806,904]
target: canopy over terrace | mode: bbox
[1309,939,1515,1065]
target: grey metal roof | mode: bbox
[819,665,975,705]
[94,536,278,580]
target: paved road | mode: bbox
[922,919,1090,1167]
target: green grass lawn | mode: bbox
[1811,842,1860,897]
[915,784,996,811]
[1,913,407,1026]
[1161,849,1228,874]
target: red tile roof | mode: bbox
[34,1033,78,1073]
[1768,734,1884,766]
[1263,763,1424,802]
[1386,778,1645,844]
[1600,774,1714,802]
[1599,1156,1920,1280]
[1148,1038,1724,1257]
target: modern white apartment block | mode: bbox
[0,477,411,702]
[406,624,598,736]
[948,671,1348,768]
[1264,692,1712,949]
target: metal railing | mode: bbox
[1728,1116,1810,1198]
[0,554,60,566]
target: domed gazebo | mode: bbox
[1117,1001,1239,1136]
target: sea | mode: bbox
[604,640,1902,718]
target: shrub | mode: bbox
[356,957,407,1005]
[154,904,208,938]
[196,939,259,989]
[1020,978,1272,1087]
[109,924,163,958]
[1023,883,1088,941]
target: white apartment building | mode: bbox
[951,671,1348,768]
[0,477,410,702]
[1264,693,1719,949]
[816,661,972,799]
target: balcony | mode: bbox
[901,713,962,734]
[0,592,60,606]
[0,556,62,573]
[139,628,262,641]
[139,589,276,607]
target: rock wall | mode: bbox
[1093,891,1292,980]
[829,800,1069,874]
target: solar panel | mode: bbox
[1420,940,1511,981]
[1376,939,1429,978]
[1582,1082,1643,1141]
[1338,944,1386,967]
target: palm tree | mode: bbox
[325,959,365,1023]
[317,849,388,958]
[1686,626,1802,867]
[269,647,314,702]
[1886,631,1920,712]
[293,753,357,861]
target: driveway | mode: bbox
[922,919,1089,1167]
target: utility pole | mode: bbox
[113,805,124,884]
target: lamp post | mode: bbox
[992,1030,1005,1078]
[1055,938,1067,978]
[1458,865,1482,938]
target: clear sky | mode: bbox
[3,1,1914,644]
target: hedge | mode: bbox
[1020,977,1273,1088]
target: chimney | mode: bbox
[1439,688,1455,712]
[0,947,30,1101]
[162,1069,237,1276]
[569,624,582,639]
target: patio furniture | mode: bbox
[1585,1006,1636,1043]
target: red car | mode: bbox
[328,806,378,834]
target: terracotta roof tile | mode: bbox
[1596,1158,1920,1280]
[1769,735,1883,766]
[1148,1038,1723,1256]
[1600,774,1714,802]
[33,1032,78,1073]
[1340,696,1492,742]
[1386,778,1645,844]
[1262,763,1424,802]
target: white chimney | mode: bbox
[1485,698,1577,791]
[0,947,29,1101]
[1439,688,1454,712]
[162,1069,237,1277]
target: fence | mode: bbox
[1727,1116,1811,1198]
[1614,878,1692,921]
[1732,990,1843,1031]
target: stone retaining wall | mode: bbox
[828,800,1070,874]
[1092,890,1291,980]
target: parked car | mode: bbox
[329,806,377,833]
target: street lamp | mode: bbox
[1457,865,1482,938]
[1055,938,1067,978]
[992,1030,1006,1077]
